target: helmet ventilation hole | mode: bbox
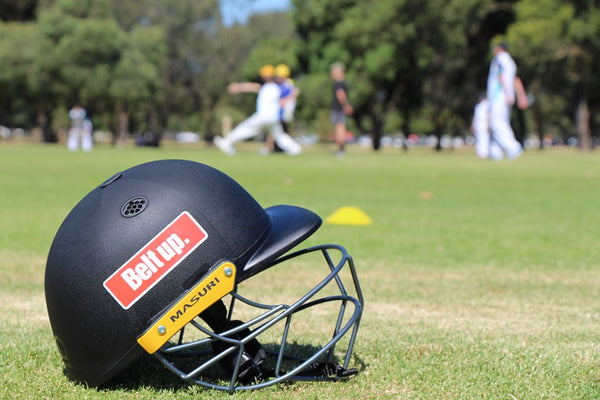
[121,197,148,217]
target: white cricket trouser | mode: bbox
[67,127,93,152]
[474,126,503,160]
[223,113,301,155]
[489,100,521,157]
[474,124,490,159]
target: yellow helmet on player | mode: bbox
[275,64,290,79]
[259,64,275,78]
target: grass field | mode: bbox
[1,140,600,399]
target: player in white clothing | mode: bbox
[471,93,502,160]
[486,42,523,159]
[214,64,302,156]
[67,105,93,152]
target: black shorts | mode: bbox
[330,110,347,125]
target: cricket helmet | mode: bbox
[275,64,290,79]
[45,159,363,391]
[259,64,275,78]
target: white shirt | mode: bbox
[487,51,516,104]
[255,82,281,122]
[69,106,86,128]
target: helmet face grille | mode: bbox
[121,197,148,217]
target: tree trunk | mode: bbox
[118,111,129,146]
[38,105,57,143]
[575,99,591,151]
[401,107,410,151]
[371,116,382,151]
[113,101,129,147]
[368,97,383,151]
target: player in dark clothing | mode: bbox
[330,63,353,156]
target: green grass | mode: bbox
[1,140,600,399]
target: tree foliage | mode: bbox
[0,22,40,127]
[0,0,598,149]
[0,0,37,21]
[505,0,600,148]
[292,0,518,149]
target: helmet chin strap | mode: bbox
[198,299,228,332]
[211,320,267,384]
[296,361,359,379]
[200,300,266,384]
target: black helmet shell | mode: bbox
[45,159,321,386]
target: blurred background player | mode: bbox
[214,64,301,156]
[275,63,299,133]
[471,93,502,160]
[512,76,531,146]
[330,62,353,156]
[486,42,522,159]
[471,93,491,159]
[67,105,93,152]
[81,117,93,152]
[264,63,300,153]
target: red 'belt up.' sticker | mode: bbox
[104,211,208,309]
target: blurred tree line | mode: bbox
[0,0,598,149]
